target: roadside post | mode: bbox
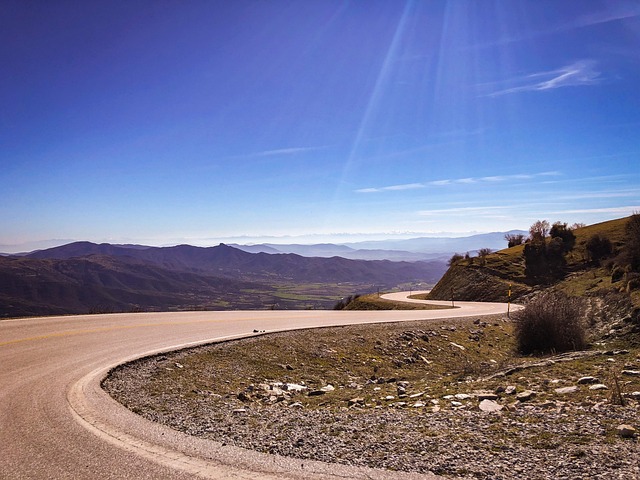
[451,287,455,308]
[507,284,512,318]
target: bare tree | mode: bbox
[529,220,550,242]
[477,247,492,266]
[505,233,525,248]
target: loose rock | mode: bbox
[589,384,608,391]
[555,386,579,394]
[479,399,503,413]
[616,425,637,438]
[516,390,535,401]
[577,376,599,384]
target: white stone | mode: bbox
[589,384,608,391]
[283,383,307,392]
[454,393,472,400]
[479,399,503,413]
[555,386,579,394]
[577,376,599,384]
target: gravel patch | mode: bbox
[104,318,640,479]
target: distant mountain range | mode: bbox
[0,231,524,317]
[1,242,447,318]
[230,230,526,261]
[22,242,445,284]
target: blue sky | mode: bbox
[2,0,639,250]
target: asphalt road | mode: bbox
[0,293,513,479]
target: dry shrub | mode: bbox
[513,291,586,354]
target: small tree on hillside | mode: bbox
[523,220,568,283]
[505,233,525,248]
[448,253,464,266]
[529,220,550,242]
[524,241,549,281]
[550,221,576,253]
[477,248,492,266]
[464,252,474,265]
[586,234,612,264]
[624,213,640,271]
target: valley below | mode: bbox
[0,241,447,318]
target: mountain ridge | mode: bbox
[2,242,447,318]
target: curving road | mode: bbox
[0,292,515,479]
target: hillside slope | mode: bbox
[429,217,638,307]
[0,255,272,317]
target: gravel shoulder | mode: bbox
[103,315,640,479]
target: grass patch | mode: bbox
[343,293,451,311]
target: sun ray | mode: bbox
[324,1,415,230]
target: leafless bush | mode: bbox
[505,233,525,248]
[513,291,586,354]
[448,253,464,266]
[334,294,360,310]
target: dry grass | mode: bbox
[107,314,639,412]
[343,293,452,310]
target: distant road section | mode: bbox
[1,293,513,479]
[381,290,517,316]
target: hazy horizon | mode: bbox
[0,227,531,254]
[2,1,639,247]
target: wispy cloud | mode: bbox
[356,172,560,193]
[568,5,640,30]
[356,183,424,193]
[556,190,640,201]
[418,206,506,216]
[254,146,327,157]
[486,60,602,97]
[549,206,640,215]
[469,5,640,49]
